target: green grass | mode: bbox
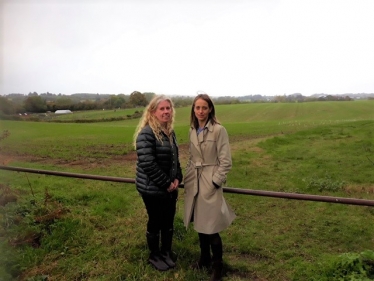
[1,100,374,281]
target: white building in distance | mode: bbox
[55,110,72,114]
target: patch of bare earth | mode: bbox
[344,184,374,194]
[1,143,190,171]
[1,152,135,169]
[1,135,276,170]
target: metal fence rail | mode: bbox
[1,165,374,207]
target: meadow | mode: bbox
[1,100,374,281]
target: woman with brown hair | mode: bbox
[183,92,236,281]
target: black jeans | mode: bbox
[142,191,178,234]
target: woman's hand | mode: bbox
[173,179,179,188]
[167,179,179,192]
[167,182,175,192]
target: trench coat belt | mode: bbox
[191,161,218,210]
[194,161,217,169]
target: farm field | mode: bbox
[1,100,374,281]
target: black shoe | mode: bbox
[161,251,176,268]
[148,253,169,271]
[209,261,223,281]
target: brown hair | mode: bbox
[190,93,219,129]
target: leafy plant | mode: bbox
[0,188,69,279]
[310,251,374,281]
[305,174,345,192]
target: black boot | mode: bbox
[210,234,223,280]
[161,228,176,268]
[146,232,169,271]
[192,233,211,270]
[211,239,223,264]
[209,261,223,281]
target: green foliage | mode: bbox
[102,94,128,109]
[0,96,17,115]
[24,96,47,113]
[0,187,70,279]
[308,251,374,281]
[305,173,345,192]
[129,91,147,107]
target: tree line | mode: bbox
[1,91,371,116]
[0,91,152,115]
[0,91,240,115]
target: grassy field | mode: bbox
[1,100,374,281]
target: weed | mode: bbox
[304,174,345,192]
[308,250,374,281]
[0,130,10,141]
[0,188,70,279]
[4,189,69,247]
[0,183,19,206]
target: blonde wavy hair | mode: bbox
[133,95,175,149]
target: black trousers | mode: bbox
[142,191,177,234]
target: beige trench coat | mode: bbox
[183,121,236,234]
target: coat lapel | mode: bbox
[190,127,203,159]
[190,120,214,161]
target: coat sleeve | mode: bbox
[186,128,192,170]
[136,131,171,190]
[174,132,183,184]
[212,125,232,187]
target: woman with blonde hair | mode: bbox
[134,94,183,271]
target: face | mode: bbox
[194,98,211,124]
[153,100,172,125]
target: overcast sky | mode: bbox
[2,0,374,97]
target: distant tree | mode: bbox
[143,92,156,102]
[0,96,16,114]
[104,95,127,109]
[24,96,47,113]
[80,101,98,110]
[274,95,286,103]
[129,91,147,107]
[53,97,73,109]
[173,96,193,107]
[117,94,128,108]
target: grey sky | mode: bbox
[2,0,374,97]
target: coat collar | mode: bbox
[190,120,214,132]
[205,120,214,132]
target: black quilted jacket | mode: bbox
[135,125,183,197]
